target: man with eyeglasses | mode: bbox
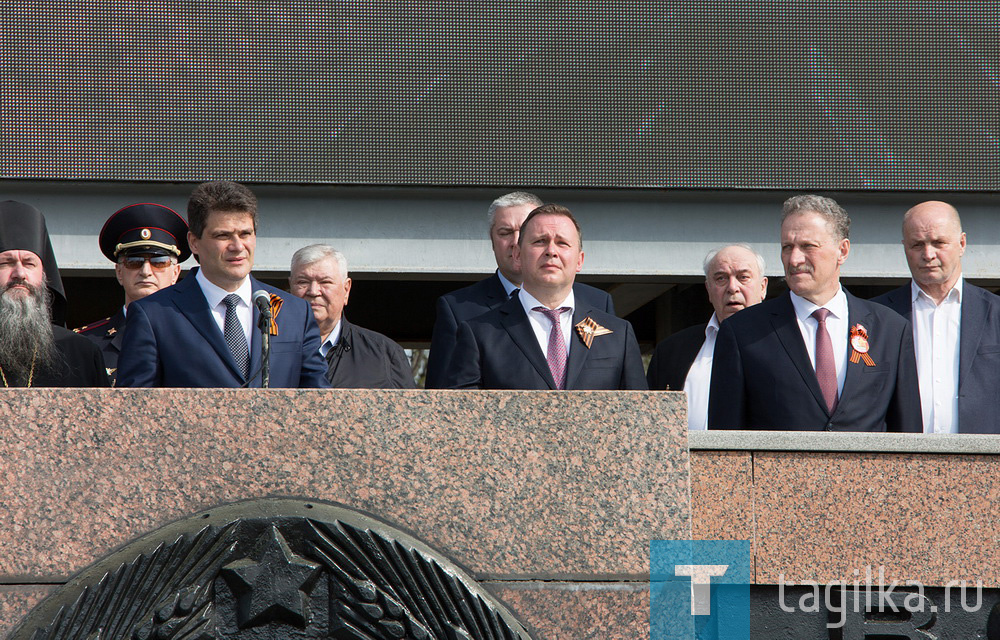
[75,203,188,384]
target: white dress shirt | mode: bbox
[683,314,720,431]
[518,288,575,356]
[195,268,253,346]
[911,278,962,434]
[790,287,849,398]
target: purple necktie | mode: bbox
[812,308,838,414]
[535,306,571,390]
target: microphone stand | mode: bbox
[257,310,271,388]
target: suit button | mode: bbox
[825,421,833,429]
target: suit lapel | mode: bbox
[486,272,508,310]
[171,271,245,381]
[888,286,913,321]
[678,326,707,380]
[324,317,352,385]
[771,293,830,415]
[837,292,873,413]
[499,296,557,389]
[958,285,986,392]
[564,307,593,389]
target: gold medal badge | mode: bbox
[574,316,613,348]
[849,324,876,366]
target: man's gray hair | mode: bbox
[290,244,348,279]
[782,195,850,241]
[702,243,766,278]
[487,191,543,232]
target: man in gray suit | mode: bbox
[872,201,1000,433]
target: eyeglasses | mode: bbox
[120,256,176,271]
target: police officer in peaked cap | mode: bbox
[75,203,190,384]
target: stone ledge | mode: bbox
[690,430,1000,454]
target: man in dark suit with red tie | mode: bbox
[424,192,615,388]
[709,195,921,431]
[444,204,645,390]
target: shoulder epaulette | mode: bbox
[74,317,112,334]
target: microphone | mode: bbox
[253,290,272,389]
[253,290,272,318]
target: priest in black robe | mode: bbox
[0,201,108,387]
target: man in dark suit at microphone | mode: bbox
[116,181,329,388]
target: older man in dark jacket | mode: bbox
[289,244,414,389]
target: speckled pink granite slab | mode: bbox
[0,586,51,637]
[0,389,689,583]
[753,451,1000,587]
[488,582,649,640]
[690,450,753,541]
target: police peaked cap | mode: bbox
[99,203,191,263]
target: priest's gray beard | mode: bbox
[0,280,58,384]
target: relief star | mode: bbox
[221,525,321,628]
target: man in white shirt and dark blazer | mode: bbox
[425,192,615,388]
[872,201,1000,434]
[647,243,768,430]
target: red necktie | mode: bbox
[535,307,570,390]
[811,308,838,414]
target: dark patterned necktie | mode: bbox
[534,306,571,390]
[811,308,838,414]
[223,294,250,379]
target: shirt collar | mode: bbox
[496,270,519,297]
[911,275,963,304]
[195,267,252,309]
[706,313,720,336]
[789,286,848,323]
[518,287,575,317]
[320,318,344,356]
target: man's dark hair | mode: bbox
[187,181,259,238]
[517,203,583,248]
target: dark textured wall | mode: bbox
[2,2,998,189]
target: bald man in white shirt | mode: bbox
[872,201,1000,434]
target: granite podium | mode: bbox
[0,389,689,638]
[3,390,1000,638]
